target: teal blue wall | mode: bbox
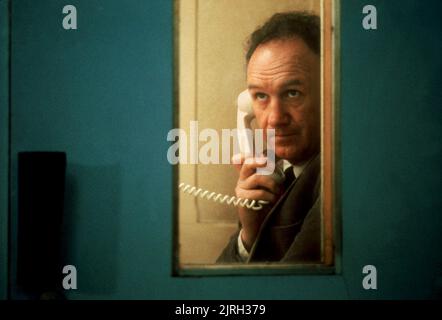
[0,0,10,301]
[340,0,442,298]
[3,0,442,299]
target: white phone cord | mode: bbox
[179,183,269,211]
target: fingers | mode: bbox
[238,157,269,181]
[238,174,281,195]
[231,154,244,173]
[235,161,282,204]
[233,155,282,205]
[235,186,276,203]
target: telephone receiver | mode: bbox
[236,90,285,184]
[236,90,255,157]
[179,90,285,210]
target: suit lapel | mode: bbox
[247,154,320,262]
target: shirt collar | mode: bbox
[281,159,309,179]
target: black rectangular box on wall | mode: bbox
[17,152,66,293]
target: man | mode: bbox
[217,12,321,263]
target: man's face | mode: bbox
[247,37,320,165]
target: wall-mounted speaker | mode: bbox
[17,151,66,294]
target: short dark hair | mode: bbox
[245,11,320,63]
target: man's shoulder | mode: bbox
[291,153,321,197]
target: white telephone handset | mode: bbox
[236,90,255,158]
[179,90,284,210]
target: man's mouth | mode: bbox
[275,133,297,138]
[266,131,299,149]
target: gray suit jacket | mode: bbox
[217,153,321,263]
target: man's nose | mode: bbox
[267,98,289,127]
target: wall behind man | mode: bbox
[2,0,442,299]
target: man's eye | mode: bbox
[255,93,268,101]
[287,90,300,98]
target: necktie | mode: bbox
[283,167,296,190]
[274,167,295,200]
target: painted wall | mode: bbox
[3,0,442,299]
[0,0,10,301]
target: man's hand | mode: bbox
[233,154,282,251]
